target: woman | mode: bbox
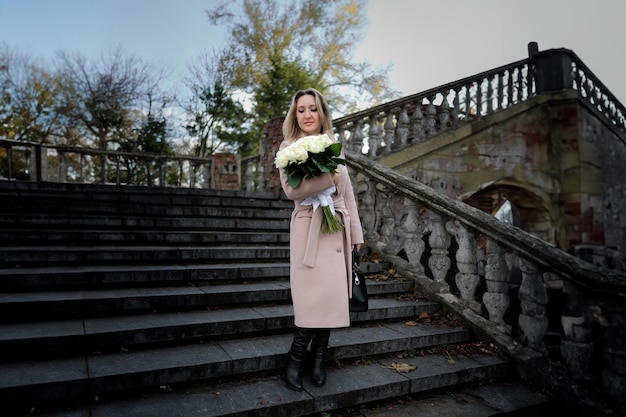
[278,88,364,391]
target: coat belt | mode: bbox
[299,196,349,268]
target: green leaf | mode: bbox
[327,142,342,157]
[312,156,331,173]
[287,170,302,188]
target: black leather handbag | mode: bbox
[349,248,368,312]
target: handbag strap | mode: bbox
[352,248,361,284]
[352,247,360,265]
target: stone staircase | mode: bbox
[0,181,539,416]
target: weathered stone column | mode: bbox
[483,238,511,333]
[517,258,548,352]
[361,178,379,245]
[560,281,594,380]
[402,196,425,273]
[428,212,451,289]
[446,220,480,312]
[379,190,398,255]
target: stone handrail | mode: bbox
[346,150,625,413]
[334,47,626,157]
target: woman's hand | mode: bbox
[332,171,341,186]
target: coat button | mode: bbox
[336,248,342,253]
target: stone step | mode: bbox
[0,298,439,359]
[0,321,470,410]
[0,182,291,211]
[0,182,527,417]
[10,349,512,417]
[0,262,292,289]
[0,229,291,246]
[0,245,291,267]
[0,279,412,321]
[0,202,292,219]
[0,214,290,232]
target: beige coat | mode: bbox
[278,140,364,328]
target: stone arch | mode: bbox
[462,183,557,245]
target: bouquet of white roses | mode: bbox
[275,134,346,234]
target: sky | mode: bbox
[1,0,625,108]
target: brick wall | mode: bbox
[212,153,240,190]
[263,117,285,194]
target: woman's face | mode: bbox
[295,93,322,136]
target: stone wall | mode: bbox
[582,108,626,256]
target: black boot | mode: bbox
[310,329,331,386]
[285,327,314,391]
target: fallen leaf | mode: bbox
[382,362,416,373]
[404,320,417,326]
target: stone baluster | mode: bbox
[379,190,398,255]
[58,151,67,182]
[158,160,166,187]
[342,125,357,154]
[361,178,379,244]
[517,257,548,352]
[476,80,484,116]
[464,85,473,120]
[450,88,460,129]
[410,103,425,143]
[203,162,211,188]
[486,74,494,113]
[427,212,451,290]
[496,71,504,110]
[560,281,594,380]
[245,160,255,191]
[446,220,481,312]
[177,160,184,186]
[396,106,410,148]
[147,160,154,186]
[368,116,382,158]
[438,94,450,131]
[383,111,395,154]
[507,69,514,106]
[80,154,87,183]
[425,96,437,136]
[189,164,197,188]
[402,196,425,273]
[517,67,525,101]
[336,126,346,147]
[483,238,512,333]
[602,303,626,412]
[350,119,365,156]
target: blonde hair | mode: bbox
[282,88,334,141]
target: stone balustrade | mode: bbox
[0,138,260,191]
[334,46,626,158]
[346,150,626,412]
